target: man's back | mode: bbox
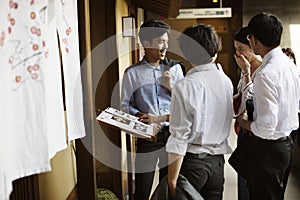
[251,47,300,139]
[236,12,299,199]
[170,63,233,153]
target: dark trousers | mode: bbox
[247,136,293,200]
[180,153,225,200]
[237,129,250,200]
[134,127,170,200]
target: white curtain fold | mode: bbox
[56,0,85,141]
[0,0,86,199]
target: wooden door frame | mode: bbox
[76,0,122,199]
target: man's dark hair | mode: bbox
[179,24,220,65]
[247,12,282,48]
[234,27,250,46]
[138,19,170,46]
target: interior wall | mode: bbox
[242,0,300,67]
[115,0,133,198]
[38,142,77,200]
[76,0,123,199]
[146,0,242,90]
[242,0,300,50]
[90,0,122,197]
[76,0,97,199]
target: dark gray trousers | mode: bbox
[180,153,225,200]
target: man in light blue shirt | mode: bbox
[121,19,184,200]
[121,58,183,118]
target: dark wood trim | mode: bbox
[77,0,122,199]
[134,0,182,18]
[126,134,134,200]
[75,139,97,200]
[66,185,77,200]
[76,0,97,199]
[10,175,39,200]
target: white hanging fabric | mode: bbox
[0,31,13,200]
[56,0,86,141]
[43,0,86,157]
[0,1,51,199]
[0,0,86,199]
[0,1,10,198]
[0,53,13,200]
[44,0,68,159]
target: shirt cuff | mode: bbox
[242,81,253,92]
[129,107,139,116]
[166,135,188,156]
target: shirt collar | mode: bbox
[186,63,218,76]
[141,57,164,70]
[262,46,282,66]
[252,46,282,79]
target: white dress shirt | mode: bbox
[234,73,254,117]
[250,47,300,139]
[166,63,233,156]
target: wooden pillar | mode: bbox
[76,0,97,199]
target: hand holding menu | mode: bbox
[96,107,162,140]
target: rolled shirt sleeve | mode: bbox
[170,64,184,84]
[250,47,300,139]
[235,74,254,116]
[251,73,278,138]
[166,81,200,156]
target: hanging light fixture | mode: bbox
[213,0,222,8]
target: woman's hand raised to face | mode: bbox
[234,54,251,74]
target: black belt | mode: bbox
[185,152,208,158]
[249,133,290,142]
[185,152,224,160]
[158,125,169,133]
[155,126,170,143]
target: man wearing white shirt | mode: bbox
[237,13,300,200]
[166,24,233,199]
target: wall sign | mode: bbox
[177,7,232,19]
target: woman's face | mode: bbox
[234,40,254,62]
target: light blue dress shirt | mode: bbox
[121,58,184,117]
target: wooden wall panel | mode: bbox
[10,175,39,200]
[134,0,182,18]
